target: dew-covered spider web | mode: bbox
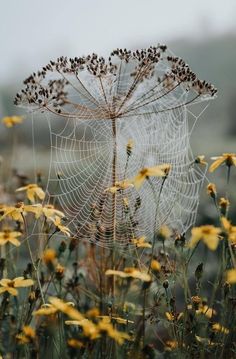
[16,44,217,249]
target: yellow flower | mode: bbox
[0,202,42,222]
[2,116,23,128]
[165,340,179,351]
[196,305,216,319]
[34,301,75,316]
[219,198,230,216]
[209,153,236,172]
[54,216,71,237]
[191,296,202,304]
[33,303,59,316]
[0,229,21,247]
[67,339,84,348]
[221,217,236,245]
[126,139,134,157]
[158,225,171,240]
[195,155,207,165]
[0,202,25,222]
[207,183,217,198]
[151,260,161,272]
[165,312,175,321]
[43,205,65,219]
[16,184,45,203]
[49,297,99,339]
[132,164,171,189]
[105,180,134,194]
[132,236,151,248]
[55,263,65,280]
[96,315,134,325]
[97,318,130,345]
[226,269,236,284]
[212,323,229,334]
[42,248,57,266]
[189,225,221,251]
[86,308,100,318]
[0,277,34,296]
[16,326,36,344]
[25,204,65,220]
[105,267,151,282]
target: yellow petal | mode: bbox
[14,278,34,287]
[132,173,145,190]
[209,157,225,172]
[9,237,21,247]
[0,279,11,287]
[203,235,220,251]
[27,189,36,203]
[7,287,18,296]
[226,269,236,283]
[35,187,45,200]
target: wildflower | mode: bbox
[221,217,236,245]
[54,216,71,237]
[219,198,230,216]
[105,180,134,194]
[42,248,57,269]
[158,225,171,240]
[0,229,21,247]
[132,164,171,189]
[33,303,58,316]
[207,183,217,199]
[0,202,25,222]
[28,291,36,304]
[132,236,151,248]
[212,323,229,334]
[189,225,221,251]
[195,155,207,165]
[34,301,75,316]
[0,277,34,296]
[97,318,130,345]
[165,340,179,351]
[55,263,65,280]
[16,326,36,344]
[165,312,175,321]
[2,115,23,128]
[16,184,45,203]
[126,139,134,157]
[67,339,84,348]
[105,267,151,282]
[86,308,100,318]
[226,269,236,284]
[49,297,99,339]
[209,153,236,172]
[196,305,216,319]
[97,315,134,325]
[25,203,65,220]
[150,260,161,272]
[191,296,202,304]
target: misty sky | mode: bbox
[0,0,236,84]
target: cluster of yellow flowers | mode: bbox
[0,183,71,244]
[32,297,131,345]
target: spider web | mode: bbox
[18,46,215,249]
[46,104,206,249]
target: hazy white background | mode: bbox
[0,0,236,84]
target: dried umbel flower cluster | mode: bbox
[15,44,216,119]
[15,44,217,248]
